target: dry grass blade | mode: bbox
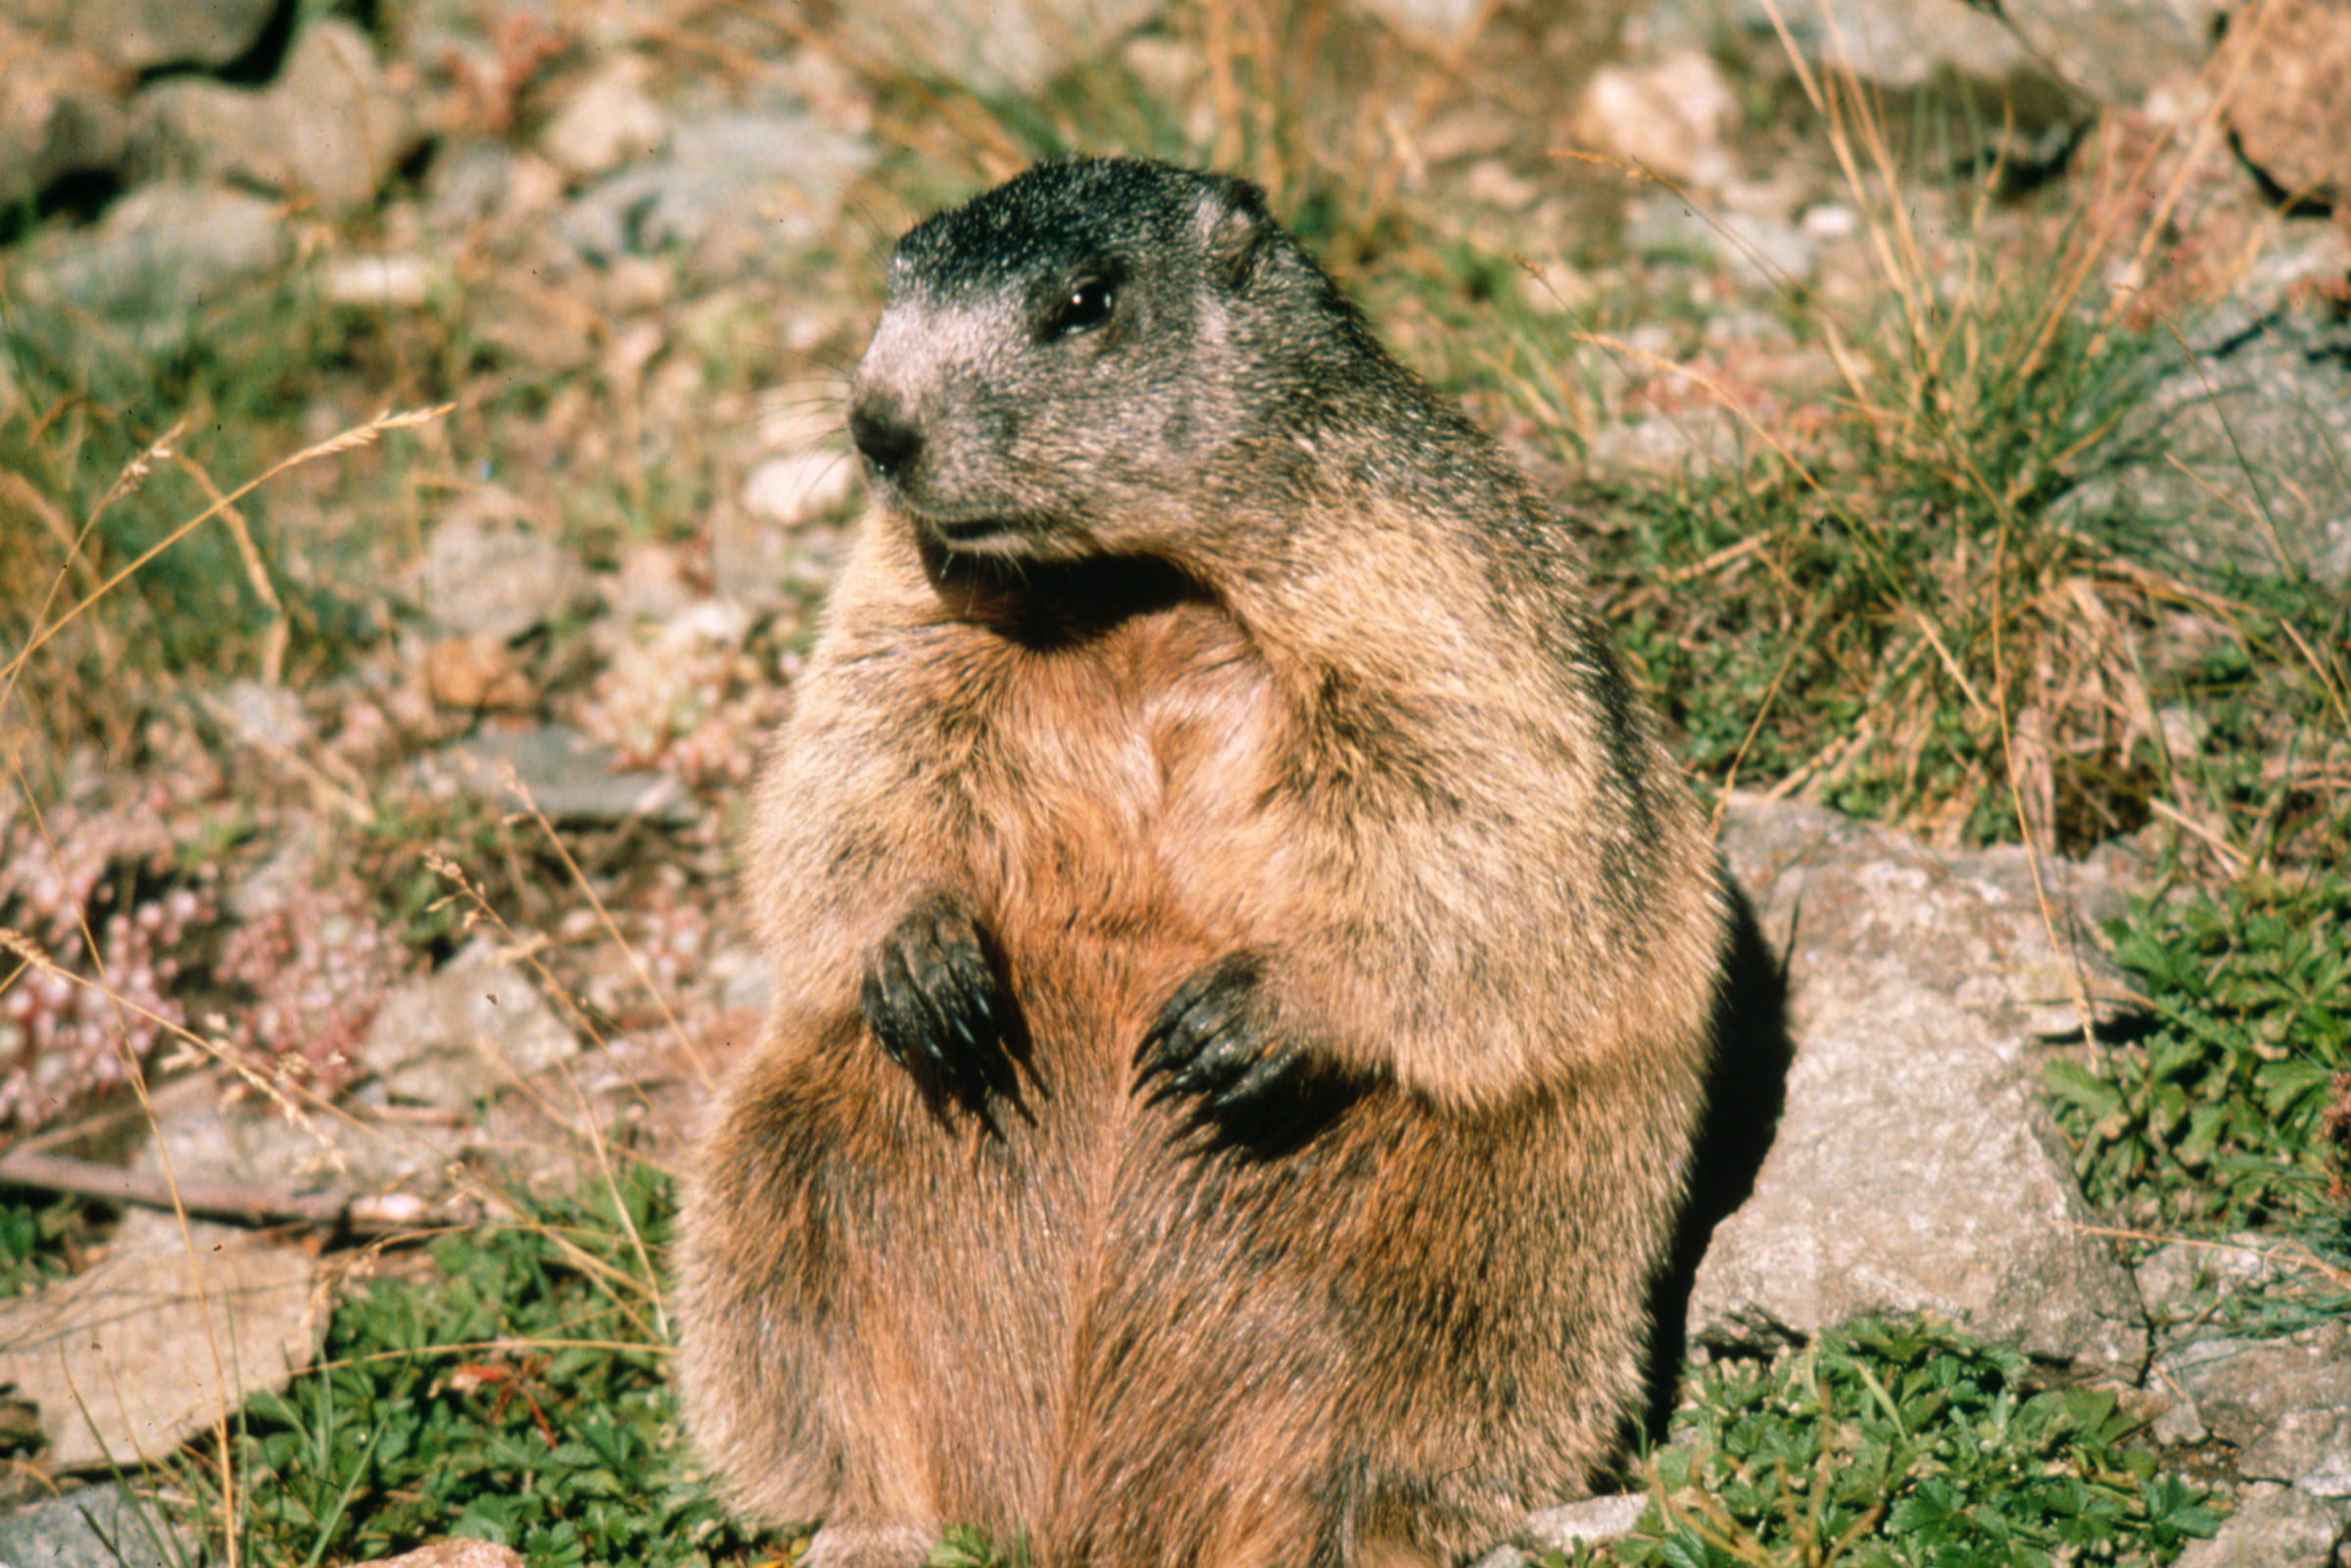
[0,404,454,706]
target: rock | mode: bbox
[2174,1482,2350,1568]
[415,487,592,642]
[3,0,280,74]
[538,54,669,179]
[0,1208,322,1470]
[420,635,538,712]
[562,108,871,279]
[0,24,128,211]
[2135,1233,2307,1322]
[360,944,581,1109]
[1641,0,2174,153]
[14,181,290,329]
[1469,1493,1650,1568]
[824,0,1153,94]
[1567,51,1738,188]
[443,723,691,825]
[2083,287,2351,589]
[352,1542,527,1568]
[319,253,447,309]
[743,449,858,526]
[2157,1326,2351,1485]
[138,20,413,214]
[129,1068,446,1213]
[0,1480,190,1568]
[1354,0,1491,41]
[2223,0,2351,211]
[1692,796,2149,1368]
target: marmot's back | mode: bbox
[679,156,1729,1568]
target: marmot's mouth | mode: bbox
[916,511,1026,552]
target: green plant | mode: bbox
[205,1164,772,1568]
[0,1185,104,1299]
[1603,1320,2223,1568]
[2044,876,2351,1232]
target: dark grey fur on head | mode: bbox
[848,155,1483,565]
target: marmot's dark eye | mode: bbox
[1052,279,1114,337]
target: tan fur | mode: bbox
[679,157,1731,1567]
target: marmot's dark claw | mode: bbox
[861,893,1022,1117]
[1135,953,1306,1129]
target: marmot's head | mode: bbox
[846,157,1373,565]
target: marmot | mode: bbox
[679,155,1731,1568]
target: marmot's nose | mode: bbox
[848,395,924,480]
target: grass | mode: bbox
[0,0,2346,1562]
[2044,877,2351,1235]
[1599,1320,2224,1568]
[195,1164,767,1568]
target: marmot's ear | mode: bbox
[1196,176,1274,291]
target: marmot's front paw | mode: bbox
[861,893,1024,1120]
[1133,953,1310,1133]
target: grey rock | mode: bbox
[1693,796,2149,1368]
[2174,1482,2349,1568]
[2223,0,2351,212]
[360,945,581,1109]
[538,54,669,179]
[1469,1492,1651,1567]
[416,487,593,641]
[562,108,870,277]
[2135,1233,2305,1322]
[138,20,413,214]
[1646,0,2208,111]
[14,181,289,330]
[445,723,691,825]
[0,28,129,210]
[2083,300,2351,589]
[354,1543,528,1568]
[826,0,1152,93]
[0,1209,322,1470]
[131,1068,445,1206]
[0,1482,188,1568]
[0,0,276,73]
[2158,1327,2351,1487]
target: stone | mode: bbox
[1567,51,1738,188]
[2173,1482,2349,1568]
[1469,1493,1650,1568]
[1692,796,2149,1368]
[0,24,128,211]
[562,108,871,278]
[420,635,538,712]
[360,944,582,1109]
[2223,0,2351,211]
[352,1542,527,1568]
[1645,0,2209,110]
[443,723,691,825]
[2082,291,2351,588]
[0,1481,190,1568]
[6,0,281,73]
[139,20,413,214]
[0,1209,322,1470]
[415,487,593,642]
[538,54,669,179]
[13,181,290,328]
[823,0,1153,94]
[743,450,858,526]
[2158,1326,2351,1486]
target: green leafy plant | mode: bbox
[1602,1320,2223,1568]
[204,1164,773,1568]
[2044,876,2351,1231]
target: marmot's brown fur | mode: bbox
[679,155,1731,1568]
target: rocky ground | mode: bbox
[1,0,2348,1565]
